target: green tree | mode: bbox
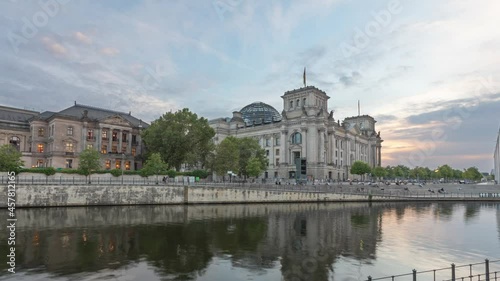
[0,144,23,172]
[350,161,371,180]
[212,137,240,181]
[385,166,395,179]
[237,137,267,179]
[246,156,266,178]
[142,152,168,183]
[142,108,215,170]
[437,164,453,182]
[78,148,101,183]
[452,169,463,180]
[463,167,482,181]
[371,166,387,181]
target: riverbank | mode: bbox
[1,182,499,207]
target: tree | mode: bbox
[142,108,215,170]
[237,137,267,179]
[0,144,23,172]
[463,167,482,181]
[350,161,371,180]
[246,156,266,178]
[371,166,386,181]
[78,148,101,183]
[437,164,453,182]
[212,137,239,181]
[142,152,168,183]
[385,166,395,179]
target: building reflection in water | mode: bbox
[0,202,498,280]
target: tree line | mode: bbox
[351,161,486,182]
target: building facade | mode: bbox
[0,103,147,170]
[495,128,500,184]
[209,86,383,181]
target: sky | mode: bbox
[1,0,499,172]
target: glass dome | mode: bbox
[240,102,282,125]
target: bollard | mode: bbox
[486,259,490,281]
[451,264,456,281]
[367,276,372,281]
[413,269,417,281]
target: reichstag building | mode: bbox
[209,86,383,181]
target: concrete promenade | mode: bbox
[1,173,499,207]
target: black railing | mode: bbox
[367,259,500,281]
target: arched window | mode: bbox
[296,99,300,107]
[291,132,302,144]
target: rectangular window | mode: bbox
[266,150,269,156]
[122,132,127,142]
[87,129,94,141]
[125,161,130,170]
[105,160,111,170]
[335,151,337,157]
[37,159,44,167]
[102,130,108,139]
[131,147,136,156]
[112,146,117,153]
[275,137,280,146]
[65,159,73,169]
[276,149,280,156]
[116,160,121,169]
[87,144,93,150]
[276,158,280,166]
[37,143,44,153]
[65,143,73,152]
[265,138,270,147]
[122,146,127,153]
[112,131,118,141]
[67,126,73,136]
[38,128,45,137]
[101,145,107,154]
[132,135,137,144]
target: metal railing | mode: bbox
[367,259,500,281]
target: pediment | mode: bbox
[101,115,132,127]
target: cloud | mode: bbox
[339,71,361,87]
[74,32,92,45]
[100,47,120,56]
[41,37,67,56]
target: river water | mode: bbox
[0,202,499,281]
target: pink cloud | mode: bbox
[100,47,120,56]
[41,37,67,56]
[74,31,92,45]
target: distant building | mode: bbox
[495,128,500,184]
[0,103,148,170]
[209,86,383,181]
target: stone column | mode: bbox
[281,130,287,164]
[301,128,307,158]
[127,131,132,154]
[378,145,382,166]
[118,129,123,153]
[96,127,101,152]
[108,128,113,153]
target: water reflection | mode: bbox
[0,202,499,281]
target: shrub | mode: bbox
[188,169,209,179]
[110,169,123,177]
[19,167,56,176]
[167,169,177,178]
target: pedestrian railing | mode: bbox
[367,259,500,281]
[1,176,499,200]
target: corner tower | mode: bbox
[281,86,330,119]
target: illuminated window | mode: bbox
[125,161,130,170]
[101,145,107,154]
[112,131,118,141]
[105,160,111,170]
[38,128,45,137]
[131,147,136,156]
[116,160,121,169]
[67,126,73,136]
[37,143,44,153]
[65,143,73,152]
[87,144,93,150]
[87,129,94,140]
[102,130,108,139]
